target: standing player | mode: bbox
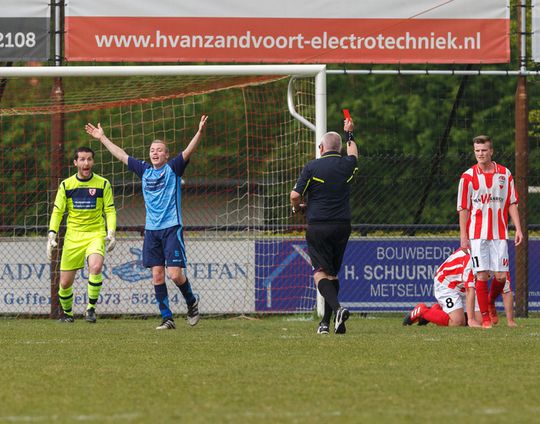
[457,135,523,328]
[494,278,518,327]
[487,272,517,326]
[469,272,517,327]
[403,248,473,327]
[47,147,117,323]
[290,115,358,334]
[85,116,208,330]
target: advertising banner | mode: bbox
[255,240,317,312]
[4,237,537,315]
[256,239,540,313]
[65,0,509,64]
[0,0,50,61]
[0,239,254,315]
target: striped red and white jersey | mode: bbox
[457,163,518,240]
[434,248,474,292]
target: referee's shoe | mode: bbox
[334,307,350,334]
[317,322,330,334]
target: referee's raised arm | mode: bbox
[344,117,358,158]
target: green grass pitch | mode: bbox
[1,315,539,423]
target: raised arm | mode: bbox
[344,117,358,158]
[85,123,129,165]
[182,115,208,162]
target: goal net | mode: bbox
[0,66,322,316]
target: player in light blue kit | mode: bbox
[86,115,208,329]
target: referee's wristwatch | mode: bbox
[345,131,355,146]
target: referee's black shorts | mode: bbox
[306,222,351,276]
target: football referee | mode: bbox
[290,116,358,334]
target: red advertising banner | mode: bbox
[65,1,510,64]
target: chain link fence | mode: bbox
[1,72,539,316]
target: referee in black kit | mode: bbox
[290,115,358,334]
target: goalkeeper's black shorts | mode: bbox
[305,222,351,276]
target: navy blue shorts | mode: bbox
[143,225,187,268]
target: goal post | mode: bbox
[0,64,326,317]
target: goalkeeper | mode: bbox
[85,115,208,330]
[47,147,117,323]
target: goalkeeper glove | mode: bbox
[46,231,57,261]
[105,230,116,252]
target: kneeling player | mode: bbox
[403,248,473,327]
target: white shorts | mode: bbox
[469,239,509,273]
[434,282,466,314]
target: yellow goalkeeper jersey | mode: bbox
[49,173,116,234]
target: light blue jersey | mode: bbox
[128,154,188,230]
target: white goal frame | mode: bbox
[0,64,327,316]
[0,64,327,141]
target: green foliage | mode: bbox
[326,72,538,226]
[2,69,540,230]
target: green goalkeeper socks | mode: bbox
[59,273,103,316]
[87,273,103,310]
[58,286,74,316]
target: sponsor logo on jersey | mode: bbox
[474,193,504,204]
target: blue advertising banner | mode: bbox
[255,240,316,312]
[255,238,540,313]
[342,240,460,311]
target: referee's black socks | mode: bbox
[322,300,333,324]
[317,278,340,312]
